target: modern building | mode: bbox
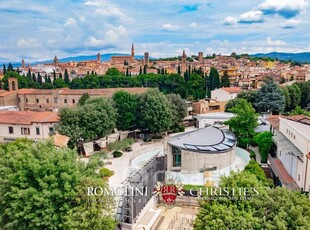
[165,127,250,185]
[268,115,310,192]
[0,110,58,143]
[193,112,235,128]
[211,87,242,102]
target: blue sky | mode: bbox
[0,0,309,62]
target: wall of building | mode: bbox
[0,122,56,143]
[211,89,236,102]
[166,144,235,173]
[0,92,18,107]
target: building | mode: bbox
[192,99,226,114]
[0,78,149,111]
[268,115,310,192]
[0,110,58,143]
[211,87,242,102]
[165,127,250,185]
[193,112,235,128]
[111,44,135,64]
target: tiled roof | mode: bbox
[221,87,242,93]
[0,111,59,125]
[0,90,17,97]
[53,133,70,147]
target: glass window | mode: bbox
[172,146,181,167]
[21,127,30,135]
[72,99,75,104]
[54,97,58,103]
[36,127,40,135]
[36,98,39,103]
[46,99,49,103]
[64,99,67,103]
[8,126,14,134]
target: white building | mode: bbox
[211,87,242,102]
[193,112,235,128]
[269,115,310,192]
[0,111,59,143]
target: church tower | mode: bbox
[54,56,58,67]
[131,43,135,59]
[181,50,187,73]
[97,52,101,62]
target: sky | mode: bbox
[0,0,310,62]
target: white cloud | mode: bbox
[239,11,263,23]
[64,17,77,27]
[163,24,180,31]
[17,39,41,48]
[189,22,198,28]
[258,0,308,18]
[87,25,128,46]
[283,19,301,28]
[264,37,286,46]
[223,16,238,25]
[84,0,132,22]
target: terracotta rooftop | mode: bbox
[221,87,242,93]
[0,90,17,97]
[0,111,59,125]
[53,133,70,147]
[16,87,149,96]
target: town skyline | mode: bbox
[0,0,309,62]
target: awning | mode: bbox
[268,155,300,191]
[272,132,303,160]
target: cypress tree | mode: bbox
[64,69,70,85]
[3,64,6,75]
[139,66,142,75]
[221,71,231,87]
[143,65,147,74]
[32,73,37,82]
[37,73,43,85]
[177,64,181,74]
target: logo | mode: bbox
[153,175,184,205]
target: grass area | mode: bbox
[107,138,134,151]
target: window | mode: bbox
[21,127,30,135]
[36,98,39,103]
[18,97,21,102]
[8,126,14,134]
[64,99,67,103]
[49,127,54,134]
[36,127,40,135]
[26,98,29,103]
[298,174,300,181]
[46,99,49,103]
[72,99,75,104]
[54,97,58,103]
[172,146,181,167]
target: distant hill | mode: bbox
[2,53,146,68]
[251,52,310,63]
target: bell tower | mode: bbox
[131,43,135,58]
[8,78,18,91]
[181,50,187,73]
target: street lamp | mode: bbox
[77,137,84,156]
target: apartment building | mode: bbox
[268,115,310,192]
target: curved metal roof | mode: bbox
[168,127,236,153]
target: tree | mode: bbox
[224,98,244,112]
[286,84,301,111]
[208,67,221,90]
[56,97,116,147]
[289,106,310,117]
[2,64,6,75]
[194,171,310,230]
[221,71,230,87]
[32,73,37,82]
[253,131,273,163]
[7,63,14,72]
[139,66,142,75]
[254,78,285,114]
[0,139,116,229]
[166,93,187,128]
[244,160,270,184]
[53,78,67,88]
[186,73,205,100]
[177,64,181,74]
[296,81,310,108]
[112,91,138,131]
[136,89,173,134]
[225,99,259,148]
[78,92,90,106]
[64,69,70,85]
[37,73,43,85]
[143,65,147,74]
[236,90,258,110]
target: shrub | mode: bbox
[143,137,152,142]
[99,168,114,177]
[249,150,256,159]
[152,135,162,139]
[112,150,123,158]
[107,138,134,151]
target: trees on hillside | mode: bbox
[254,78,285,114]
[194,170,310,230]
[207,67,221,91]
[56,97,116,147]
[105,67,122,76]
[112,91,138,131]
[0,139,116,229]
[225,99,258,148]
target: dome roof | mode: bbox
[168,127,236,153]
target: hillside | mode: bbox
[251,52,310,63]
